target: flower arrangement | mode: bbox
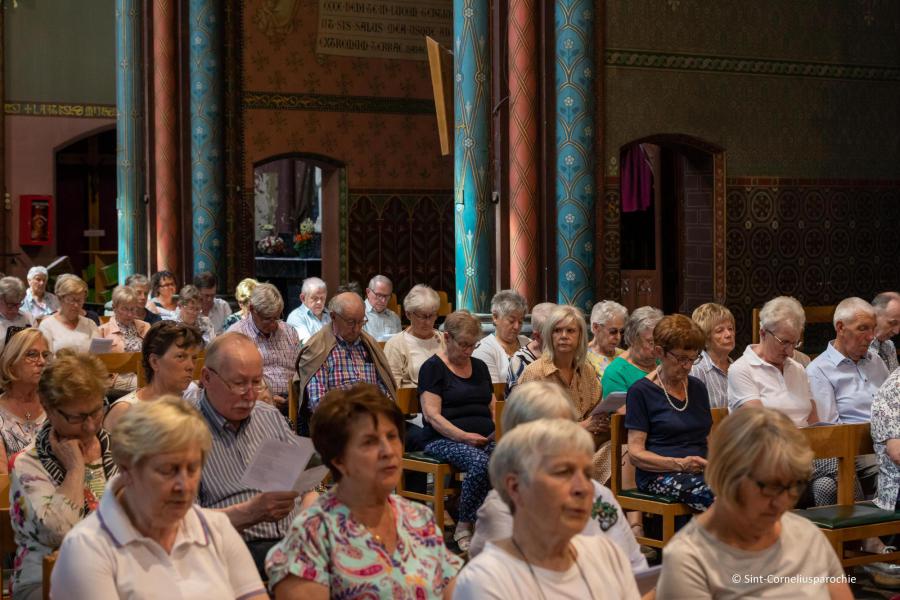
[257,224,286,256]
[294,218,318,256]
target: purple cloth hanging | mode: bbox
[621,144,653,213]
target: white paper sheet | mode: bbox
[590,391,626,416]
[239,438,315,493]
[293,465,331,492]
[89,337,114,354]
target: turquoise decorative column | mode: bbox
[115,0,146,282]
[189,0,224,277]
[555,0,595,310]
[454,0,492,312]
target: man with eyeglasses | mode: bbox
[0,276,34,355]
[295,292,397,434]
[362,274,400,341]
[193,333,318,577]
[870,291,900,373]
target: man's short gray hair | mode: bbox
[530,302,556,335]
[367,274,392,291]
[872,292,900,313]
[502,381,578,433]
[833,297,875,327]
[301,277,327,296]
[0,277,26,303]
[489,419,594,507]
[27,266,48,281]
[249,283,284,318]
[491,289,527,318]
[403,284,440,315]
[759,296,805,333]
[623,306,663,347]
[590,300,628,326]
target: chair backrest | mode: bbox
[396,387,419,415]
[493,400,506,441]
[193,352,205,381]
[801,423,867,505]
[492,382,505,401]
[437,291,453,317]
[99,315,111,324]
[386,293,401,318]
[288,378,299,426]
[97,352,146,388]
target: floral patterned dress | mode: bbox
[266,490,463,598]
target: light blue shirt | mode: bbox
[806,341,889,424]
[286,304,330,343]
[363,299,401,341]
[21,289,59,320]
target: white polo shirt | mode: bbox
[727,345,814,426]
[52,475,265,600]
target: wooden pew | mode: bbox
[97,352,146,388]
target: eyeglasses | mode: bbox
[207,367,266,395]
[764,329,802,350]
[411,312,437,320]
[368,290,391,301]
[333,312,368,328]
[450,334,480,352]
[603,327,623,336]
[61,295,86,306]
[23,350,53,363]
[666,350,702,366]
[54,404,104,425]
[2,300,22,310]
[751,477,807,499]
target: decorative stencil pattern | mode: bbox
[347,191,455,302]
[555,0,595,311]
[508,0,540,307]
[454,0,493,312]
[115,0,147,281]
[601,183,622,302]
[190,0,225,278]
[154,0,180,277]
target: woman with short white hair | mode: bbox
[472,289,530,384]
[469,381,646,571]
[601,306,663,398]
[175,285,216,346]
[22,266,59,320]
[384,284,443,388]
[0,276,33,356]
[587,300,628,381]
[454,419,640,599]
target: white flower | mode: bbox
[563,96,574,107]
[565,271,576,281]
[584,241,593,252]
[464,7,473,17]
[563,39,574,50]
[466,266,475,276]
[564,213,575,224]
[564,155,575,166]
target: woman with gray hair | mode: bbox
[175,285,216,346]
[454,419,640,599]
[658,407,851,599]
[37,275,98,353]
[22,266,59,320]
[98,285,151,392]
[587,300,628,382]
[469,381,646,571]
[0,276,33,355]
[472,289,530,384]
[601,306,663,399]
[384,284,443,387]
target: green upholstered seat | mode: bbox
[619,488,683,504]
[794,501,900,529]
[403,451,445,465]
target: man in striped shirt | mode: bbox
[194,333,317,576]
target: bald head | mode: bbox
[329,292,366,342]
[205,332,262,372]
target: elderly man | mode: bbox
[286,276,330,343]
[505,302,556,395]
[227,283,299,409]
[194,271,232,334]
[194,333,317,575]
[363,274,401,340]
[0,276,33,354]
[295,292,396,431]
[871,292,900,373]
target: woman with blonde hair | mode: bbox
[0,329,50,472]
[690,302,736,408]
[658,406,851,599]
[38,275,98,352]
[222,277,258,331]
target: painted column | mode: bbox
[508,0,539,308]
[154,0,179,276]
[189,0,224,278]
[555,0,595,311]
[115,0,147,282]
[454,0,492,312]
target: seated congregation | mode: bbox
[2,267,900,599]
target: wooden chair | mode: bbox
[437,291,453,317]
[793,423,900,567]
[99,315,111,324]
[386,293,401,319]
[751,304,835,359]
[493,400,505,442]
[288,377,299,428]
[1,473,16,598]
[610,407,728,548]
[193,351,205,381]
[42,551,57,600]
[97,352,146,388]
[395,388,460,532]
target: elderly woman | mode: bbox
[472,289,529,384]
[147,270,179,319]
[266,384,462,598]
[104,321,203,431]
[626,314,714,510]
[124,273,161,325]
[38,275,98,352]
[223,277,258,331]
[587,300,628,381]
[0,329,50,472]
[469,381,646,571]
[873,368,900,512]
[506,302,556,393]
[22,266,59,320]
[418,310,496,552]
[52,396,267,599]
[384,284,444,388]
[175,284,216,346]
[98,285,151,392]
[690,302,736,408]
[9,350,114,600]
[658,407,852,599]
[601,306,664,398]
[454,419,640,599]
[0,276,33,355]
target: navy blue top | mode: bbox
[624,375,712,489]
[417,355,494,443]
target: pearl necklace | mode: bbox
[657,368,689,412]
